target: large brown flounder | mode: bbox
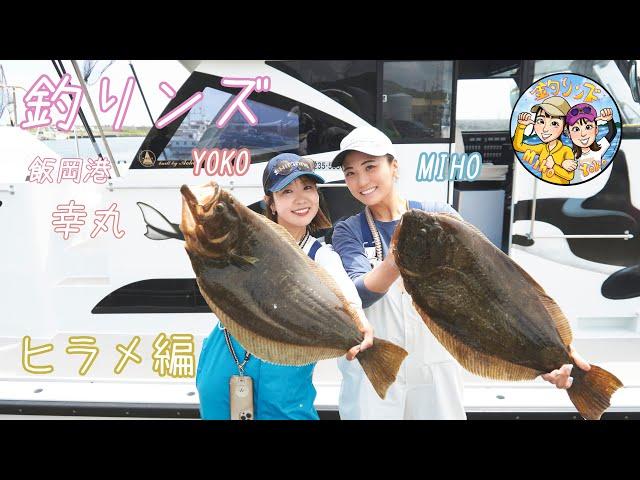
[180,180,408,399]
[392,209,623,420]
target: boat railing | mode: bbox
[526,176,634,241]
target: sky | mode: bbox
[0,60,190,128]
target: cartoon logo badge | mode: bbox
[510,73,621,185]
[138,150,156,168]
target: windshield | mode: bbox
[131,71,354,169]
[163,87,299,159]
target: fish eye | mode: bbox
[215,203,224,213]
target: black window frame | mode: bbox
[377,60,458,145]
[130,71,357,169]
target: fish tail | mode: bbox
[357,338,408,399]
[567,365,623,420]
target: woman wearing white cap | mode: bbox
[331,126,591,420]
[196,153,373,420]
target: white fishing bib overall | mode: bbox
[337,206,466,420]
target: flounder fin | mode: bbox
[491,241,574,347]
[356,339,408,399]
[229,252,259,270]
[455,213,575,347]
[198,281,346,366]
[567,365,624,420]
[536,292,573,346]
[413,301,540,381]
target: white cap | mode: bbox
[331,126,396,167]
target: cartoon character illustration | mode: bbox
[565,104,617,183]
[513,96,577,185]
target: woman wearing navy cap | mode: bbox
[196,153,373,420]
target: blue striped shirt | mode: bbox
[332,201,461,308]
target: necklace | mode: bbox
[364,199,409,263]
[298,227,311,249]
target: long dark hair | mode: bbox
[567,117,601,160]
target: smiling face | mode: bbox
[341,151,398,207]
[568,117,598,149]
[533,109,565,143]
[270,176,320,231]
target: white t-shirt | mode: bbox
[301,239,364,313]
[573,137,610,183]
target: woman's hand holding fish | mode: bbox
[363,249,402,295]
[346,316,374,361]
[540,345,591,389]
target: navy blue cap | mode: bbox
[262,153,326,194]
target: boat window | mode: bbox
[456,78,518,132]
[381,61,455,143]
[130,72,354,169]
[266,60,377,125]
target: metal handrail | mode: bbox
[529,232,634,240]
[527,177,634,241]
